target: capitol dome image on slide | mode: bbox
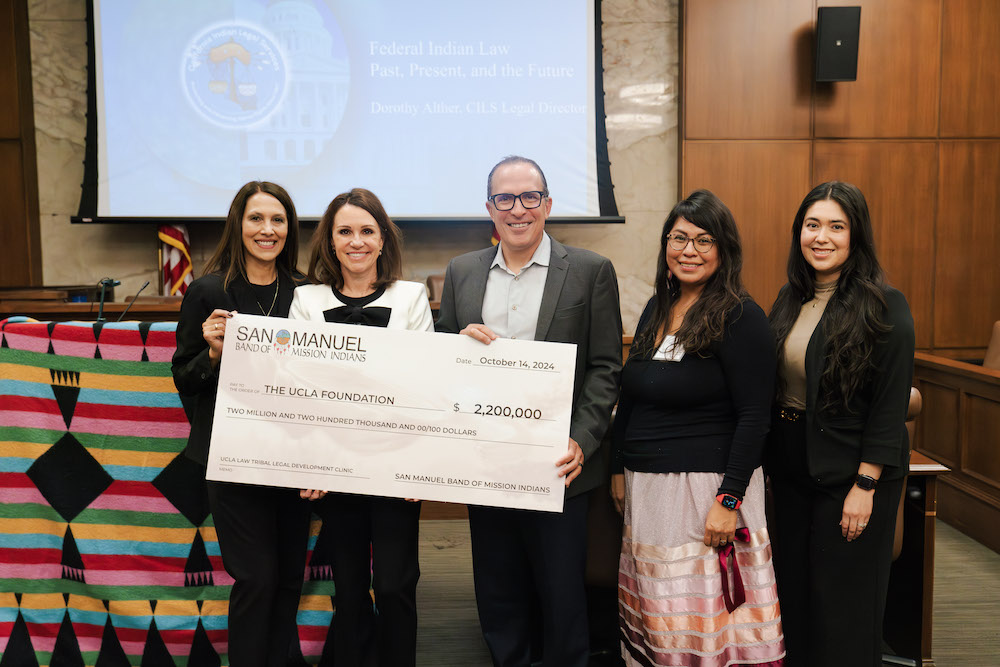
[244,0,350,170]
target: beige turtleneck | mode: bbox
[780,281,837,410]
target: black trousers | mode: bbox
[317,493,422,667]
[767,417,903,667]
[207,481,312,667]
[468,493,590,667]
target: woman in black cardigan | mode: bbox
[611,190,785,666]
[171,181,311,667]
[767,181,915,667]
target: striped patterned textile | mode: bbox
[0,318,335,665]
[618,470,784,667]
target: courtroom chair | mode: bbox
[983,321,1000,370]
[425,274,445,303]
[893,387,923,560]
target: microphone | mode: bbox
[117,280,151,322]
[96,277,121,322]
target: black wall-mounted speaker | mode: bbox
[815,6,861,82]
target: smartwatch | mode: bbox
[855,474,878,491]
[716,493,742,511]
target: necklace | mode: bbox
[811,281,836,309]
[254,276,279,316]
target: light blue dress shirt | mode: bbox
[481,233,551,341]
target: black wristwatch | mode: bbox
[855,474,878,491]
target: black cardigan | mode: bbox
[612,298,776,499]
[772,285,915,485]
[171,270,304,466]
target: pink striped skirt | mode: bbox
[618,468,785,667]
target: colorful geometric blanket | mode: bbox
[0,318,335,666]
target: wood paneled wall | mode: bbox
[940,0,1000,137]
[935,142,1000,348]
[681,0,1000,354]
[0,0,40,286]
[683,0,813,139]
[813,0,940,138]
[683,142,812,307]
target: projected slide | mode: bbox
[94,0,598,219]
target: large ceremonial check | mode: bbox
[206,314,577,511]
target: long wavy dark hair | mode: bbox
[308,188,403,291]
[203,181,300,288]
[769,181,891,413]
[632,189,748,357]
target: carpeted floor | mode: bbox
[414,518,1000,667]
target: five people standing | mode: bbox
[174,169,914,667]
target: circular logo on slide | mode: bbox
[182,23,286,128]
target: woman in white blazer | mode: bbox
[290,188,432,667]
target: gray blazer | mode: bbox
[436,237,623,497]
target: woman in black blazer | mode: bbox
[767,181,915,667]
[171,181,311,667]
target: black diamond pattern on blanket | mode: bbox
[151,453,211,526]
[61,525,85,583]
[51,385,81,430]
[140,618,175,666]
[49,610,85,667]
[184,531,214,587]
[95,617,130,667]
[308,517,335,581]
[27,432,113,522]
[0,610,40,667]
[189,619,222,667]
[49,369,81,385]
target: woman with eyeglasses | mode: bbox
[289,188,433,667]
[611,190,785,666]
[766,182,914,666]
[171,181,312,667]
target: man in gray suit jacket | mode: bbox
[436,156,622,667]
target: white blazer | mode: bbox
[289,280,434,333]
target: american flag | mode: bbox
[158,224,193,296]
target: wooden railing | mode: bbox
[913,352,1000,554]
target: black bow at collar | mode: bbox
[323,305,391,328]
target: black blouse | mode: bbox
[612,298,777,498]
[171,270,304,466]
